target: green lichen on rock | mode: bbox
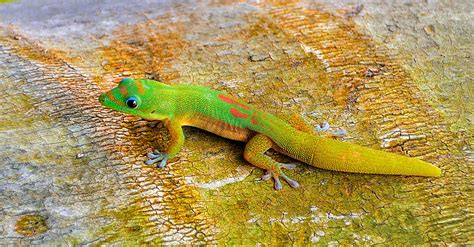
[0,0,15,4]
[95,205,162,245]
[200,169,429,245]
[15,214,48,237]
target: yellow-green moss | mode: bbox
[15,214,48,237]
[0,0,16,4]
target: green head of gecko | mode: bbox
[99,78,173,120]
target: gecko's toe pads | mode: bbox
[145,150,169,168]
[281,173,300,188]
[315,122,347,137]
[259,169,300,190]
[280,163,297,170]
[315,122,330,132]
[332,129,347,136]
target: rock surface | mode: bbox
[0,0,472,245]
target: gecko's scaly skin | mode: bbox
[99,78,441,190]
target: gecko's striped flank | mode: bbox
[218,94,251,110]
[230,108,249,119]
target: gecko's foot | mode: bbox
[145,149,169,168]
[315,122,347,137]
[331,129,347,136]
[315,122,330,132]
[259,164,300,190]
[280,163,297,170]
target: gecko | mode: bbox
[99,78,441,190]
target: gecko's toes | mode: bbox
[280,163,297,170]
[332,129,347,136]
[260,170,272,181]
[157,158,168,168]
[315,122,347,139]
[147,152,161,159]
[145,158,160,166]
[261,169,300,190]
[147,149,165,158]
[281,173,300,188]
[273,177,283,190]
[315,122,330,132]
[145,151,169,168]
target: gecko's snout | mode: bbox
[98,93,106,105]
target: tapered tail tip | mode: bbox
[433,167,442,177]
[423,163,442,177]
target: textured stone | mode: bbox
[0,0,472,245]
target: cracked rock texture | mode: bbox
[0,0,472,245]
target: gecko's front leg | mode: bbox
[146,119,184,168]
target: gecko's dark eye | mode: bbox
[126,96,138,108]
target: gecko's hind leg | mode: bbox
[285,114,317,134]
[244,134,300,190]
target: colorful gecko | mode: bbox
[99,78,441,190]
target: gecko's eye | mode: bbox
[126,96,138,109]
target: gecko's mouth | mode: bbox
[98,93,121,111]
[98,92,120,108]
[98,93,106,105]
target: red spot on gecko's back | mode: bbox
[251,116,258,125]
[230,108,249,119]
[251,112,258,125]
[218,94,250,110]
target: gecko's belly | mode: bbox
[185,114,254,142]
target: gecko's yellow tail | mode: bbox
[294,135,441,177]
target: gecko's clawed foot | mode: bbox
[315,122,347,137]
[315,122,330,132]
[145,149,169,168]
[331,129,347,136]
[259,164,300,190]
[280,163,297,170]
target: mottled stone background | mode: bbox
[0,0,472,245]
